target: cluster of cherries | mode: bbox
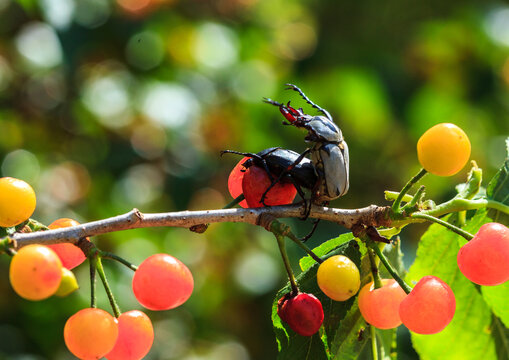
[227,123,509,337]
[0,177,194,360]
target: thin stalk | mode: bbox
[95,256,121,318]
[370,243,412,294]
[285,232,323,264]
[367,248,383,289]
[411,213,474,240]
[101,251,138,271]
[89,258,97,308]
[401,185,425,212]
[392,168,427,212]
[224,194,245,209]
[275,234,299,295]
[370,325,378,360]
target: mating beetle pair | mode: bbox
[224,84,349,212]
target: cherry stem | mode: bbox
[275,234,299,295]
[392,168,427,212]
[95,255,121,318]
[101,251,138,271]
[369,242,412,294]
[268,220,322,263]
[367,247,383,289]
[370,325,378,360]
[89,257,97,309]
[410,213,474,240]
[285,232,323,264]
[224,194,245,209]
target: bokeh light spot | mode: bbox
[139,82,200,128]
[1,150,40,183]
[192,23,239,70]
[231,60,276,102]
[125,31,165,70]
[81,69,132,128]
[15,22,63,69]
[233,249,280,294]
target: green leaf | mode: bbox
[273,240,365,359]
[486,137,509,225]
[482,283,509,328]
[492,315,509,360]
[299,232,355,272]
[481,139,509,329]
[329,299,368,359]
[406,212,497,360]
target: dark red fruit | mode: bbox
[242,165,297,208]
[277,292,324,336]
[457,222,509,286]
[227,157,249,208]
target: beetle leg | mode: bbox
[220,150,260,159]
[299,219,320,243]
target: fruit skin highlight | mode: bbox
[399,275,456,334]
[0,177,36,227]
[9,244,63,300]
[317,255,360,301]
[358,279,407,329]
[277,292,324,336]
[457,222,509,286]
[417,123,471,176]
[133,253,194,310]
[64,308,119,360]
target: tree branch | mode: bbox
[10,204,392,248]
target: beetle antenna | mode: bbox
[262,98,283,107]
[285,83,333,122]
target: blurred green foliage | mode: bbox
[0,0,508,358]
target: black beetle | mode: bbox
[221,147,318,205]
[264,84,349,203]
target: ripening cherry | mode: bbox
[106,310,154,360]
[47,218,88,270]
[0,177,36,227]
[317,255,360,301]
[54,267,79,297]
[417,123,471,176]
[358,279,407,329]
[9,244,63,300]
[227,157,249,208]
[399,275,455,334]
[133,254,194,310]
[277,292,324,336]
[64,308,119,360]
[242,165,297,208]
[457,222,509,286]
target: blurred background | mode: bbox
[0,0,508,358]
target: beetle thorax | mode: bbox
[305,116,343,143]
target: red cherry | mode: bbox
[47,218,88,270]
[64,308,119,360]
[277,292,324,336]
[133,254,194,311]
[227,157,249,208]
[399,276,455,334]
[242,165,297,208]
[106,310,154,360]
[358,279,407,329]
[457,222,509,286]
